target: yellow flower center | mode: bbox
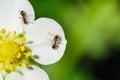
[0,29,32,76]
[0,41,20,62]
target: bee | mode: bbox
[19,10,29,24]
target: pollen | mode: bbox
[16,52,22,59]
[0,66,4,71]
[7,58,13,63]
[0,36,3,40]
[26,51,32,57]
[13,31,17,36]
[11,67,16,72]
[20,46,25,51]
[22,37,26,42]
[21,63,27,68]
[1,28,6,34]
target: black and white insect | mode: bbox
[52,34,62,49]
[19,10,30,25]
[48,32,62,50]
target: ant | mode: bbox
[19,10,29,25]
[48,32,62,50]
[52,35,62,49]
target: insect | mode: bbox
[48,33,62,50]
[19,10,29,24]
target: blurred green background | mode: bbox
[29,0,120,80]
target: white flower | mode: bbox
[0,0,67,80]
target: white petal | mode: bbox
[10,0,35,33]
[25,18,67,65]
[5,65,49,80]
[0,74,3,80]
[5,72,24,80]
[0,0,17,30]
[0,0,35,33]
